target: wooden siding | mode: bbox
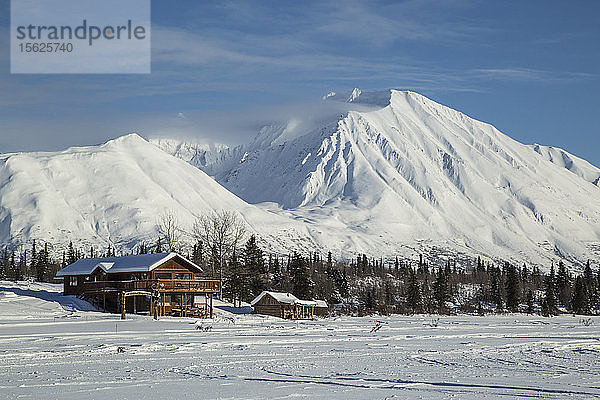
[81,279,220,293]
[152,259,200,280]
[253,304,286,318]
[64,256,217,318]
[252,294,315,320]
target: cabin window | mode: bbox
[175,273,192,280]
[194,295,205,305]
[163,295,171,306]
[132,273,149,280]
[69,276,78,286]
[171,295,181,307]
[155,273,171,280]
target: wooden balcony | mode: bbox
[81,279,220,294]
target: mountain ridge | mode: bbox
[154,89,600,267]
[1,90,599,269]
[0,133,317,255]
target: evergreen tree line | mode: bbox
[2,238,599,318]
[186,238,600,317]
[0,240,119,282]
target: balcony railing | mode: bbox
[82,279,220,293]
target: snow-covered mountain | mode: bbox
[2,90,599,268]
[168,89,600,267]
[0,134,315,254]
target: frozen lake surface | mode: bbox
[1,281,600,399]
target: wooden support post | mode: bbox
[120,293,126,320]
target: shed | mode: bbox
[250,291,327,320]
[314,300,329,317]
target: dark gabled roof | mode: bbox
[55,252,202,277]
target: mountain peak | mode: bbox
[104,133,148,147]
[324,88,391,108]
[348,88,362,102]
[322,88,361,102]
[202,88,600,267]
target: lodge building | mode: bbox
[56,252,219,318]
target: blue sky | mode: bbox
[0,0,599,167]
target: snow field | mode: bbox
[1,282,600,399]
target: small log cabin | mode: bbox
[55,252,219,318]
[250,291,328,319]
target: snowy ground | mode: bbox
[1,282,599,399]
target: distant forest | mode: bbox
[1,235,598,317]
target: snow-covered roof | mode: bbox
[314,300,328,308]
[55,253,202,277]
[250,291,327,308]
[250,291,299,306]
[296,299,318,306]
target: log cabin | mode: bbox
[55,252,219,318]
[250,291,328,319]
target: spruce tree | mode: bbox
[67,241,76,264]
[555,261,571,308]
[19,250,26,280]
[583,261,597,311]
[406,268,422,314]
[289,253,314,300]
[505,263,520,312]
[270,256,283,291]
[223,252,247,306]
[526,289,535,314]
[243,235,266,299]
[10,251,21,281]
[433,267,450,314]
[541,264,558,316]
[35,243,48,282]
[0,249,6,280]
[571,276,589,315]
[489,266,504,312]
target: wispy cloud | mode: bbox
[313,0,486,45]
[472,68,596,83]
[0,0,598,166]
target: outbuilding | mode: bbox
[250,291,327,319]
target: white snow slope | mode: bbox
[149,137,232,173]
[180,89,600,267]
[0,134,315,253]
[2,281,600,400]
[528,143,600,186]
[2,90,599,268]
